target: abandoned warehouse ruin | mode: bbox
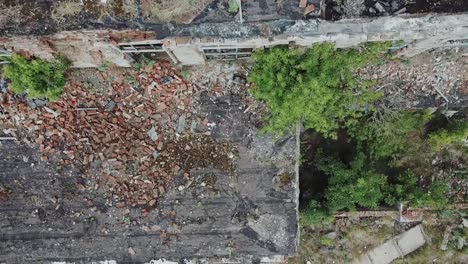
[0,1,468,263]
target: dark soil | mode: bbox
[299,129,356,209]
[325,0,468,20]
[406,0,468,14]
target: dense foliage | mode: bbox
[1,53,71,100]
[247,43,466,225]
[347,110,433,159]
[248,42,390,138]
[302,110,466,224]
[429,120,468,151]
[316,152,387,212]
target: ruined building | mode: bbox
[0,0,468,263]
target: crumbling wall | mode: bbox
[2,14,468,67]
[354,225,428,264]
[0,30,155,68]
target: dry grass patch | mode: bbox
[108,0,138,18]
[51,0,83,23]
[51,0,138,23]
[0,4,24,25]
[142,0,213,24]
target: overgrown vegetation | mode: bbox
[1,53,71,100]
[228,0,239,13]
[302,110,466,224]
[248,43,467,225]
[248,42,390,138]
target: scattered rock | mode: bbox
[0,78,8,93]
[457,237,465,250]
[395,7,406,15]
[147,126,159,141]
[374,2,386,13]
[176,114,186,134]
[77,183,85,192]
[29,98,48,108]
[128,247,136,255]
[304,4,315,15]
[299,0,307,8]
[160,76,173,85]
[324,231,337,240]
[104,100,116,112]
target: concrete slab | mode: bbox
[0,91,299,263]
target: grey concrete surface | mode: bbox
[0,91,299,263]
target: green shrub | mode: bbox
[319,236,334,247]
[316,152,387,212]
[429,120,468,151]
[1,53,71,100]
[302,200,333,225]
[386,171,449,209]
[228,0,239,13]
[248,42,390,138]
[347,110,433,159]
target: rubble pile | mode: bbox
[358,49,468,108]
[0,61,236,207]
[366,0,406,16]
[326,0,406,19]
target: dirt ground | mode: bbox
[288,209,467,263]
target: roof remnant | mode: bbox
[354,225,428,264]
[0,61,299,262]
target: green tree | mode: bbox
[1,53,71,100]
[248,42,390,138]
[316,152,387,212]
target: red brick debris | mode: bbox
[0,61,235,207]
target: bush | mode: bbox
[248,42,391,138]
[347,109,433,159]
[228,0,239,13]
[302,200,334,225]
[316,152,387,212]
[386,171,449,209]
[429,120,468,151]
[319,236,334,247]
[1,53,71,100]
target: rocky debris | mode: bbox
[0,78,8,93]
[299,0,319,17]
[147,126,159,141]
[28,98,48,109]
[304,4,316,15]
[299,0,308,8]
[326,0,406,19]
[0,185,10,201]
[0,61,236,208]
[358,47,468,108]
[440,225,456,250]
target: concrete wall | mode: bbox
[1,14,468,66]
[158,13,468,65]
